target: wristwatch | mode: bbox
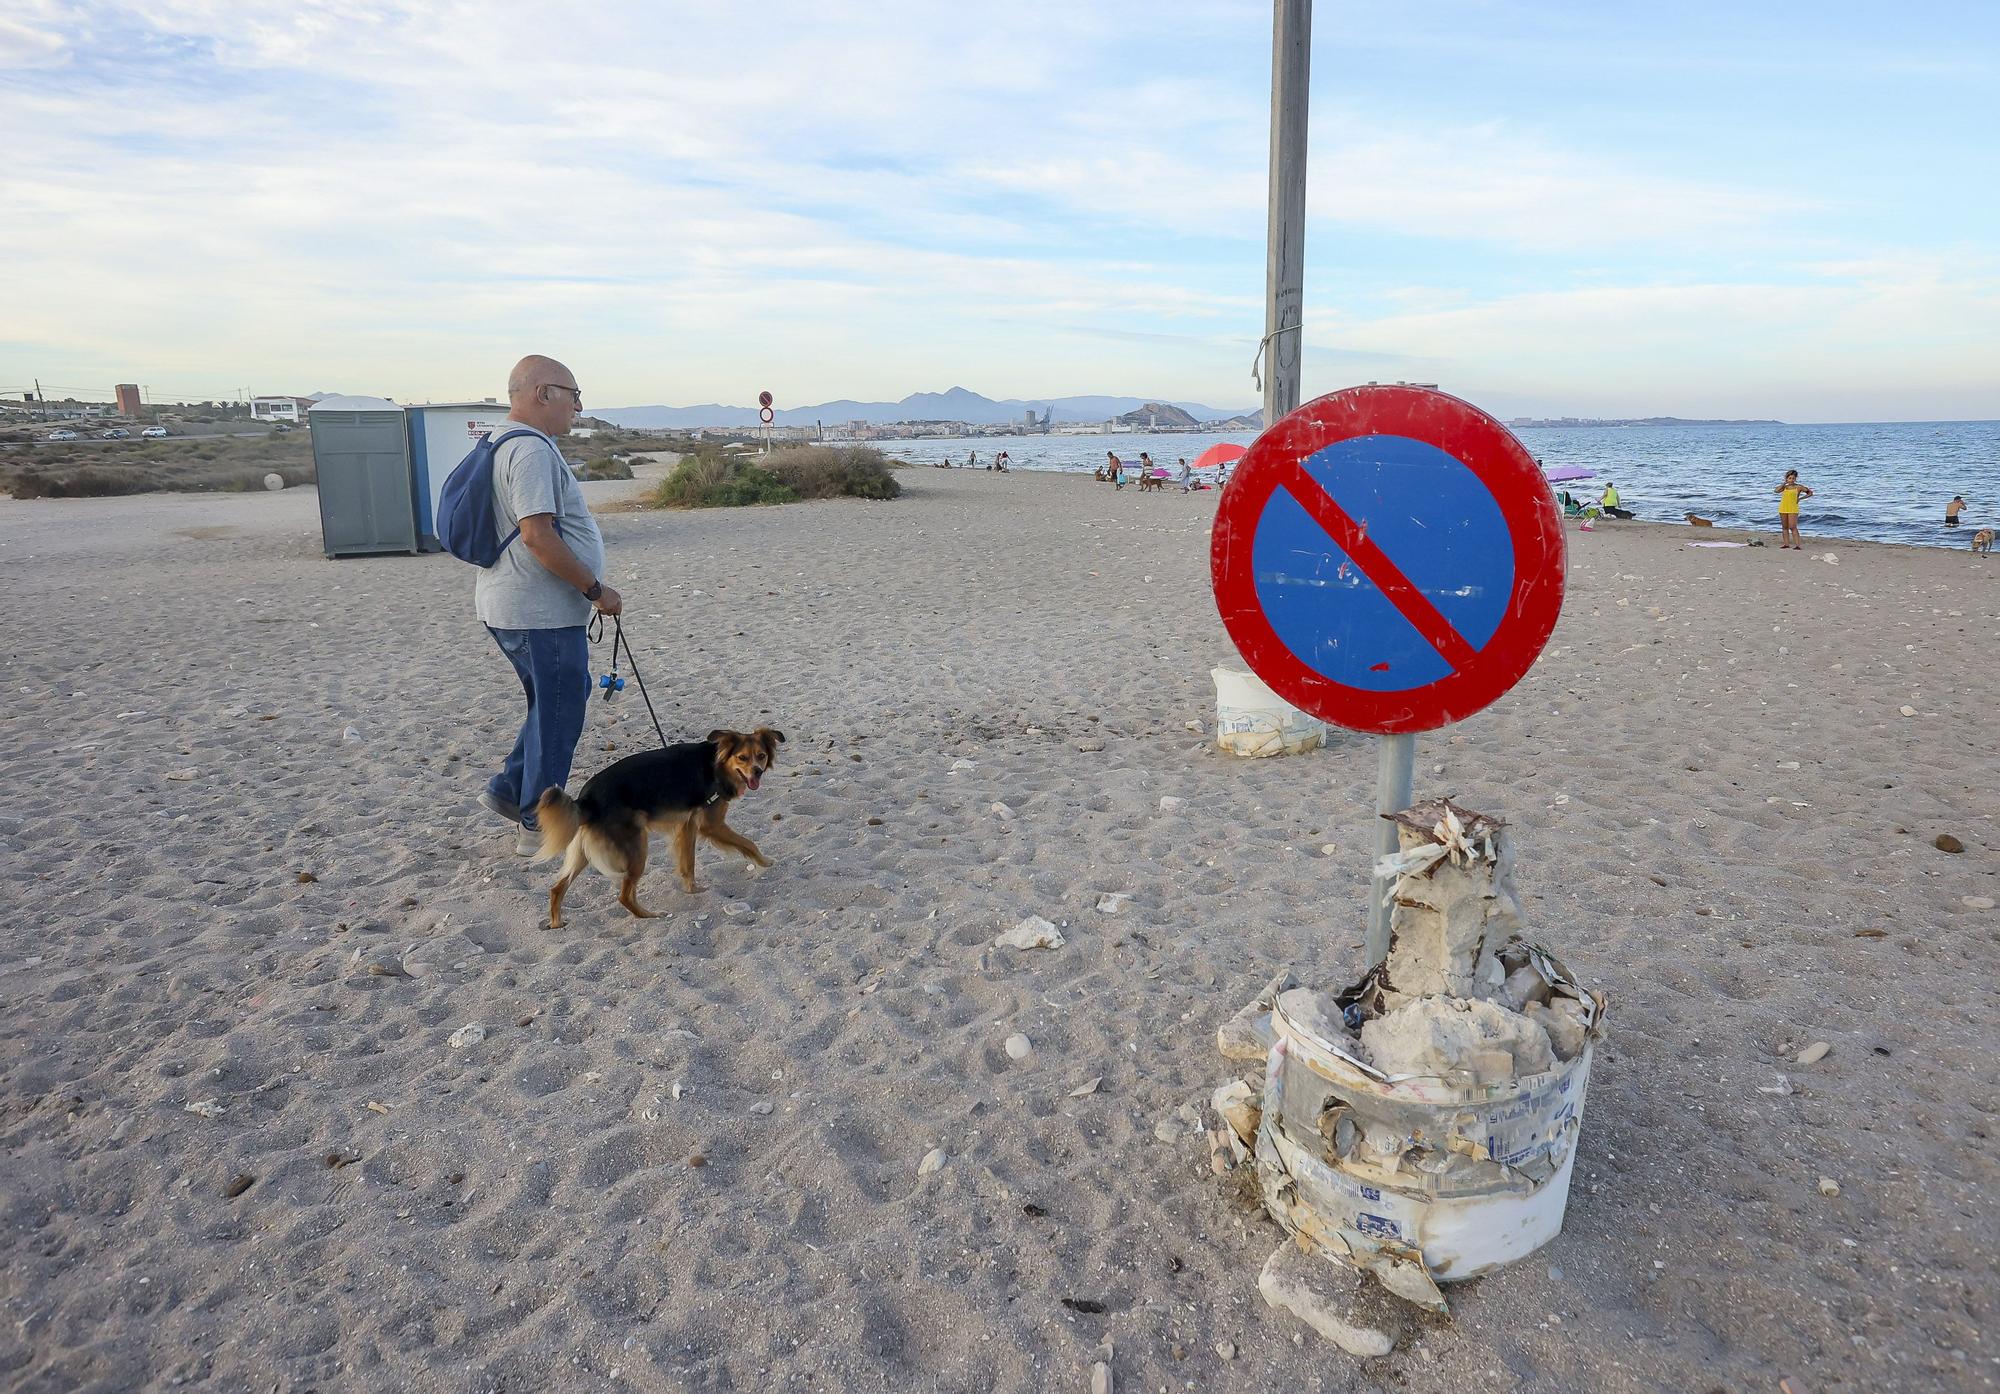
[583,580,603,602]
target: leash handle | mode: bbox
[589,611,669,750]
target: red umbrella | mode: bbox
[1193,442,1247,471]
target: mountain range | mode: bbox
[595,386,1257,430]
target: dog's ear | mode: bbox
[706,729,726,744]
[756,727,784,759]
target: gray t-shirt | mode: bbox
[472,423,606,630]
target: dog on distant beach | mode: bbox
[534,727,784,928]
[1685,512,1714,528]
[1138,471,1165,492]
[1974,528,1996,556]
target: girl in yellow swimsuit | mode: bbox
[1774,469,1813,549]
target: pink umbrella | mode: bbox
[1193,442,1248,472]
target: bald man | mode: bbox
[476,355,621,855]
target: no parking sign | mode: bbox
[1211,385,1565,735]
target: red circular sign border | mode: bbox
[1209,385,1565,735]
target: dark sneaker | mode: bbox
[480,789,522,825]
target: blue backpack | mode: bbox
[436,428,544,566]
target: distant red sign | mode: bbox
[758,390,774,409]
[759,406,775,424]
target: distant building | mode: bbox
[250,395,317,423]
[115,384,142,416]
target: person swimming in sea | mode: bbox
[1945,495,1967,527]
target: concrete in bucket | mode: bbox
[1212,665,1327,757]
[1255,977,1597,1293]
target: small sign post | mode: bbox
[758,391,775,454]
[1210,383,1567,964]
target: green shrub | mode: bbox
[654,452,797,508]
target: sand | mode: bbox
[0,469,1995,1393]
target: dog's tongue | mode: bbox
[747,772,762,791]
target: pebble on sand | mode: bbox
[1004,1033,1033,1061]
[447,1024,486,1049]
[1257,1244,1399,1357]
[1934,834,1965,853]
[918,1147,947,1177]
[995,915,1065,950]
[1794,1041,1832,1065]
[1818,1177,1841,1197]
[1964,896,1996,911]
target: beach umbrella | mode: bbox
[1543,465,1594,482]
[1194,442,1248,471]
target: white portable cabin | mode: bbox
[404,400,514,550]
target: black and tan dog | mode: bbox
[534,728,783,928]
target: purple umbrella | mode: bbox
[1544,466,1595,483]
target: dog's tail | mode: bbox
[532,788,581,862]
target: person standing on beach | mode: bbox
[1107,451,1124,489]
[1774,469,1813,549]
[1945,495,1967,528]
[477,354,618,855]
[1177,457,1192,492]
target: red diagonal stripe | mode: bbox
[1272,455,1481,673]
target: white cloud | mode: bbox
[1309,122,1814,252]
[0,4,70,69]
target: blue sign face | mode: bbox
[1248,434,1516,692]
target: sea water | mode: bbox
[870,419,2000,550]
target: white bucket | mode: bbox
[1212,666,1327,758]
[1257,987,1597,1283]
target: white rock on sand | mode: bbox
[0,472,1991,1392]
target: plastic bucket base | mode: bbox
[1213,666,1327,758]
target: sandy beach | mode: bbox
[1,467,1995,1393]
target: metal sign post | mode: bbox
[1368,732,1416,963]
[758,390,774,454]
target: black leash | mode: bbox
[589,611,668,749]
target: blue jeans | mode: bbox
[486,625,590,830]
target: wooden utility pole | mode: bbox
[1262,0,1310,427]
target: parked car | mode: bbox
[272,422,295,433]
[100,427,130,439]
[46,429,79,441]
[141,426,169,438]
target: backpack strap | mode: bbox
[485,429,569,557]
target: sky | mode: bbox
[2,1,1995,422]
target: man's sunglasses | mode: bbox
[539,384,582,407]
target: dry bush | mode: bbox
[758,445,900,501]
[0,431,317,498]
